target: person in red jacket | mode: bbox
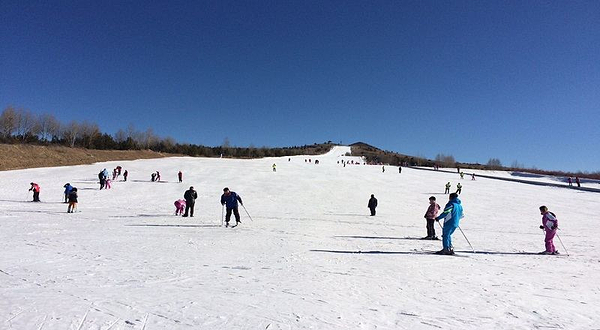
[29,182,41,202]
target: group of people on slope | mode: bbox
[176,187,243,228]
[368,193,559,255]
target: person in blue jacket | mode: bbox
[63,183,73,203]
[221,187,243,227]
[435,193,463,255]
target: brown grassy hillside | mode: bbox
[0,144,172,171]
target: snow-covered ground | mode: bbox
[1,146,599,329]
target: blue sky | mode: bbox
[1,1,599,172]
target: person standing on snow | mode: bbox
[123,170,128,181]
[444,182,451,194]
[575,176,581,187]
[182,186,197,217]
[29,182,41,202]
[272,163,277,172]
[98,170,106,189]
[423,196,440,240]
[539,206,559,255]
[435,193,463,255]
[221,187,243,227]
[67,188,78,213]
[368,194,378,216]
[456,183,462,194]
[178,171,183,183]
[63,183,73,203]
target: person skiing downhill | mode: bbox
[423,196,440,240]
[221,187,243,227]
[368,194,378,216]
[539,206,559,255]
[29,182,41,202]
[435,193,463,255]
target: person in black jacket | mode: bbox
[67,188,78,213]
[368,194,378,216]
[182,186,198,217]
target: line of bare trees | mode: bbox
[0,106,338,159]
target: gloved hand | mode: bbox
[551,224,557,230]
[539,225,544,229]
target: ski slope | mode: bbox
[1,146,598,329]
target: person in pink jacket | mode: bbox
[539,205,559,255]
[422,196,441,240]
[174,199,186,216]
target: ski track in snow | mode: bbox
[1,147,599,329]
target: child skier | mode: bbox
[67,188,78,213]
[174,199,186,216]
[539,206,559,255]
[444,182,451,194]
[456,183,462,194]
[423,196,440,240]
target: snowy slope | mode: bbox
[1,146,599,329]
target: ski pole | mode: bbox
[458,226,475,253]
[556,232,570,256]
[241,204,254,222]
[221,204,225,227]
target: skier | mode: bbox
[182,186,197,217]
[575,176,581,187]
[116,166,122,176]
[567,177,572,186]
[178,171,183,183]
[98,170,106,189]
[435,193,463,255]
[67,188,78,213]
[221,187,243,227]
[272,163,277,172]
[423,196,440,240]
[105,178,112,189]
[63,183,73,203]
[29,182,41,202]
[456,183,462,194]
[112,168,117,180]
[102,168,109,182]
[460,172,465,179]
[471,173,476,180]
[368,194,378,216]
[174,199,186,216]
[382,165,385,173]
[151,172,156,182]
[398,166,402,174]
[444,182,451,194]
[156,171,161,181]
[539,206,559,255]
[123,170,128,181]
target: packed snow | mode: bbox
[1,146,598,329]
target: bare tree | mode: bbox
[62,121,80,147]
[80,121,101,148]
[114,129,127,143]
[435,153,456,167]
[37,113,60,141]
[486,158,503,169]
[0,106,18,138]
[15,108,39,140]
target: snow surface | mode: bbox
[1,146,599,329]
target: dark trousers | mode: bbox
[33,191,40,202]
[426,218,436,237]
[369,207,376,216]
[226,207,241,223]
[183,201,195,217]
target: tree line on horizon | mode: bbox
[0,106,334,158]
[1,106,598,179]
